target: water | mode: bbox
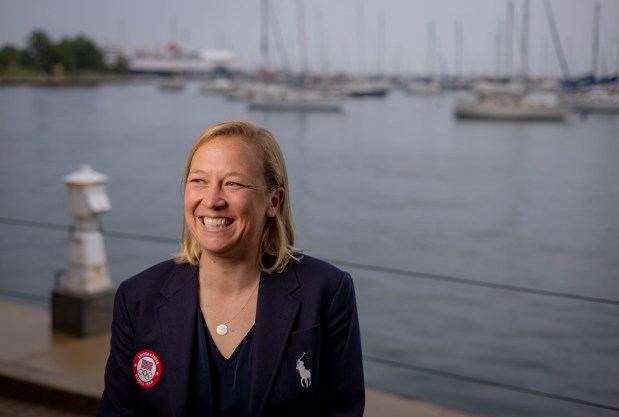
[1,82,618,416]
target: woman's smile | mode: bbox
[201,216,234,229]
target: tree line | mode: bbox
[0,30,127,75]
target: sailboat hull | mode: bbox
[455,102,569,121]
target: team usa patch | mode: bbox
[133,350,162,389]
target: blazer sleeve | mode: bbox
[98,282,138,416]
[324,271,365,417]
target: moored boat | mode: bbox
[157,77,186,91]
[455,92,570,121]
[560,87,619,114]
[247,88,342,112]
[345,79,390,97]
[200,77,237,94]
[404,80,442,96]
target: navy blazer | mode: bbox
[98,255,365,417]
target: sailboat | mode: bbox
[454,0,569,121]
[199,76,237,94]
[404,79,442,96]
[345,78,390,97]
[557,3,619,114]
[560,87,619,114]
[405,22,442,96]
[246,0,343,112]
[345,1,390,98]
[248,88,342,112]
[455,90,569,121]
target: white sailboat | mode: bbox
[247,87,342,112]
[560,87,619,114]
[557,3,619,114]
[199,77,237,94]
[455,91,569,121]
[404,80,442,96]
[454,0,569,122]
[245,0,343,113]
[405,21,442,96]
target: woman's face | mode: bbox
[184,135,282,263]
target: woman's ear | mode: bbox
[267,187,284,218]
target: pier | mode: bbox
[0,298,480,416]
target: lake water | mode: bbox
[1,82,618,417]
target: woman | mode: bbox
[98,120,365,416]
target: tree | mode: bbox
[0,46,20,71]
[112,54,129,73]
[27,30,54,72]
[1,30,111,75]
[55,39,78,73]
[72,35,105,71]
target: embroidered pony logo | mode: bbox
[296,352,312,388]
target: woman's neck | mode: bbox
[198,253,261,294]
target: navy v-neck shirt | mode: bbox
[192,308,254,417]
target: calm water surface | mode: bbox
[1,82,618,417]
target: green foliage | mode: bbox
[112,54,130,73]
[27,30,54,71]
[1,30,113,75]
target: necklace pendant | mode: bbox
[216,324,228,336]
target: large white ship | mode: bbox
[105,43,243,75]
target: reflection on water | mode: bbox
[1,83,618,417]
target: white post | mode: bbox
[63,164,113,294]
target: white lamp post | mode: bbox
[63,164,113,293]
[52,164,115,336]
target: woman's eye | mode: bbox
[226,181,243,187]
[190,178,204,184]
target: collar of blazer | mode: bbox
[154,261,302,417]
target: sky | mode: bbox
[1,0,618,77]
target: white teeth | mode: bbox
[203,217,230,228]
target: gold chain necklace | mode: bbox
[215,281,260,336]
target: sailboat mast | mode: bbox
[454,20,463,78]
[316,8,328,75]
[297,0,309,74]
[542,0,571,79]
[427,21,435,79]
[356,0,366,76]
[505,0,515,79]
[261,0,269,71]
[270,6,291,72]
[591,1,600,78]
[495,21,503,77]
[377,13,385,77]
[520,0,530,80]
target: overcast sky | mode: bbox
[1,0,618,77]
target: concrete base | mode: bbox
[51,288,115,337]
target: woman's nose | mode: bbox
[202,185,226,208]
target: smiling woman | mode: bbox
[98,120,365,417]
[176,121,299,274]
[180,131,286,272]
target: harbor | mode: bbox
[1,0,619,416]
[1,81,618,417]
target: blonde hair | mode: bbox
[174,120,301,273]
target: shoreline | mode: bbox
[0,74,152,87]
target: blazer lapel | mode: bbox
[156,263,198,417]
[248,267,300,417]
